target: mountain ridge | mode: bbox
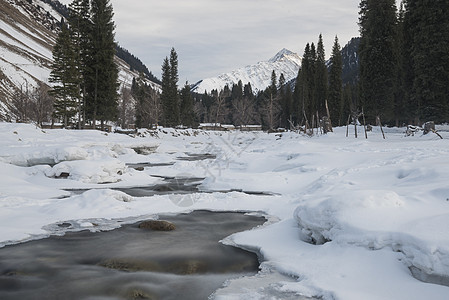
[192,48,302,94]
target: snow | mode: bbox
[1,122,449,299]
[192,48,301,94]
[35,0,64,22]
[0,16,53,89]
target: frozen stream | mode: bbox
[0,211,266,300]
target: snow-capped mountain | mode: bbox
[0,0,158,120]
[192,48,301,94]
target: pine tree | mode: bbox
[68,0,91,127]
[358,0,398,124]
[180,82,196,128]
[403,0,449,123]
[231,81,243,100]
[161,56,172,126]
[309,43,317,119]
[328,35,343,126]
[161,48,180,127]
[315,34,328,117]
[293,43,316,126]
[270,70,277,97]
[88,0,119,128]
[49,24,79,127]
[169,48,180,125]
[278,73,292,128]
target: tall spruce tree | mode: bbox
[328,36,343,126]
[161,57,172,126]
[309,43,317,119]
[293,44,310,125]
[88,0,119,128]
[293,43,318,126]
[358,0,398,124]
[270,70,277,97]
[161,48,180,127]
[315,34,328,117]
[68,0,91,127]
[403,0,449,123]
[49,24,79,127]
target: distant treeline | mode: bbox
[115,45,161,85]
[41,0,70,19]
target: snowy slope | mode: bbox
[0,0,159,120]
[192,48,301,94]
[0,0,57,112]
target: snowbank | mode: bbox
[1,122,449,299]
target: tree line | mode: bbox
[188,34,344,132]
[49,0,118,129]
[36,0,448,130]
[192,0,449,129]
[358,0,449,126]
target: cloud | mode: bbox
[60,0,363,82]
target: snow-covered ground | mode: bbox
[1,122,449,299]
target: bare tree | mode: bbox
[145,86,161,128]
[10,82,31,122]
[210,89,229,126]
[232,96,257,126]
[30,83,54,126]
[118,86,135,129]
[262,93,281,131]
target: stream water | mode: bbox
[0,211,266,300]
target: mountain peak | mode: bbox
[192,48,302,94]
[269,48,301,65]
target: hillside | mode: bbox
[192,48,302,94]
[0,0,56,119]
[0,0,159,121]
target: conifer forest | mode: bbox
[49,0,449,130]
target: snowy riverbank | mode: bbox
[1,122,448,299]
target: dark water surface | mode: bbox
[0,211,265,300]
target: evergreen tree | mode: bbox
[243,82,253,99]
[403,0,449,123]
[270,70,277,96]
[180,82,196,128]
[49,24,79,127]
[67,0,91,127]
[278,73,292,128]
[231,80,244,100]
[315,34,328,117]
[161,57,172,126]
[161,48,180,127]
[293,43,316,126]
[328,36,343,126]
[309,43,317,119]
[88,0,119,128]
[358,0,398,124]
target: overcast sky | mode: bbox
[60,0,364,83]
